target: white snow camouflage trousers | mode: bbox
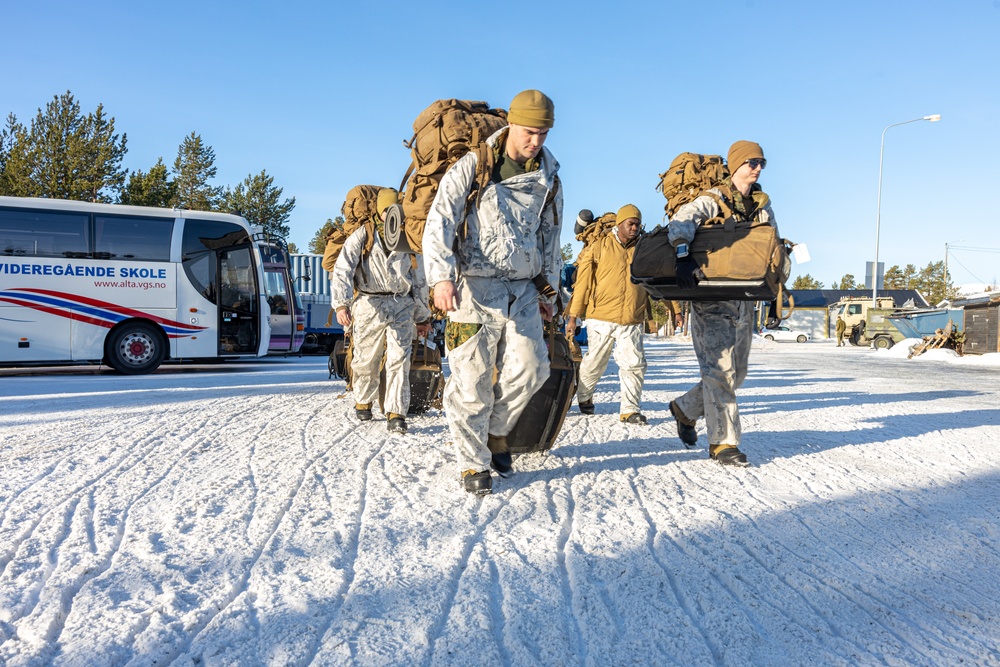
[444,277,549,474]
[575,319,647,416]
[674,300,754,446]
[349,294,417,416]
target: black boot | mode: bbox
[669,400,698,448]
[387,415,407,434]
[488,434,513,478]
[709,445,750,467]
[462,469,493,495]
[490,452,513,477]
[621,413,648,425]
[578,400,595,415]
[355,404,373,421]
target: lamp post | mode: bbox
[873,114,941,305]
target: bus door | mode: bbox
[263,267,293,353]
[217,246,263,355]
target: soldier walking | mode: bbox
[566,204,681,424]
[666,140,779,466]
[423,89,563,495]
[332,188,431,434]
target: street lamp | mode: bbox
[873,114,941,304]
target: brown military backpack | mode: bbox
[574,210,618,249]
[396,99,508,253]
[321,185,382,272]
[656,152,730,218]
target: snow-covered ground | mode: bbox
[1,337,999,667]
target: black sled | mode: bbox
[506,327,578,455]
[378,339,444,415]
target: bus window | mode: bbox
[263,270,290,315]
[0,208,89,258]
[94,215,173,261]
[182,219,252,303]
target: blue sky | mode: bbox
[4,0,999,289]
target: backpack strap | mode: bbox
[700,189,735,224]
[352,219,378,288]
[543,173,561,228]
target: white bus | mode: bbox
[0,196,272,374]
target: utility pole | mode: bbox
[944,242,949,299]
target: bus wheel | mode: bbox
[106,322,166,374]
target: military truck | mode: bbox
[835,297,895,347]
[834,296,964,349]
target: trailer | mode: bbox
[290,254,344,354]
[860,307,965,349]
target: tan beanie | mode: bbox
[616,204,641,225]
[376,188,399,213]
[727,140,765,173]
[507,89,555,129]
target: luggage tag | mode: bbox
[791,243,811,264]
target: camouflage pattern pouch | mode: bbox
[445,321,482,350]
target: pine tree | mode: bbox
[79,103,128,203]
[172,132,222,211]
[0,92,127,202]
[834,274,863,290]
[309,217,340,254]
[221,169,295,239]
[119,158,176,208]
[792,274,823,290]
[33,91,85,199]
[883,265,905,289]
[0,114,27,195]
[915,261,952,305]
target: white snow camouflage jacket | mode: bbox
[330,225,431,322]
[422,128,563,300]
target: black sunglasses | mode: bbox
[745,158,766,170]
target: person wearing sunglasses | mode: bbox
[664,140,777,467]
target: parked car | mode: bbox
[762,325,810,343]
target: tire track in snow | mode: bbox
[0,394,271,663]
[0,413,188,635]
[776,448,1000,616]
[164,393,363,666]
[708,471,861,649]
[732,462,947,664]
[39,398,273,659]
[622,446,714,665]
[421,483,524,666]
[486,556,512,667]
[553,419,589,667]
[690,479,869,659]
[762,454,996,657]
[297,422,397,666]
[0,416,162,580]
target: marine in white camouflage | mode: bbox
[423,90,563,492]
[332,209,431,423]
